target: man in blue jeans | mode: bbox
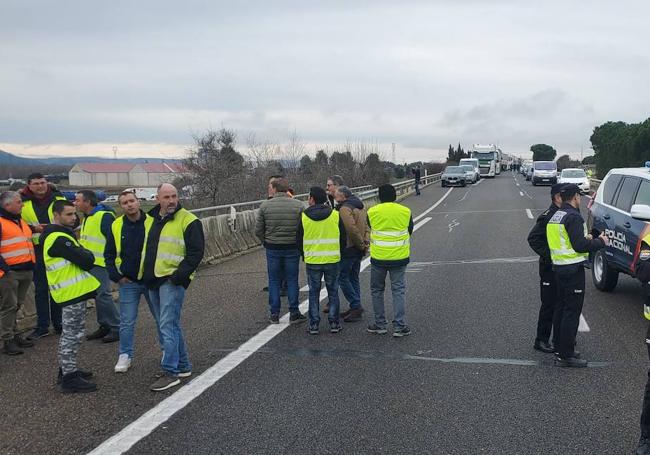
[255,177,306,324]
[142,184,204,392]
[105,190,161,373]
[367,184,414,337]
[297,187,347,334]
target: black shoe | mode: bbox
[393,326,412,338]
[101,330,120,343]
[534,340,555,353]
[554,350,581,359]
[14,334,34,348]
[3,339,24,356]
[329,321,342,333]
[60,371,98,393]
[636,437,650,455]
[57,367,94,384]
[26,328,50,341]
[554,356,588,368]
[87,326,110,341]
[289,312,307,324]
[269,314,280,324]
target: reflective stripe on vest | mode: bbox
[21,196,66,245]
[42,231,100,304]
[0,217,36,278]
[301,210,341,264]
[367,202,411,261]
[111,214,153,280]
[154,209,199,279]
[546,210,589,266]
[80,210,114,267]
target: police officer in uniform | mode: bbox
[546,184,609,367]
[633,233,650,454]
[42,200,100,393]
[527,183,565,353]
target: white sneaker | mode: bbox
[114,354,131,373]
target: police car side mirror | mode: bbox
[631,204,650,221]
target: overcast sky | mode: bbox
[1,0,648,162]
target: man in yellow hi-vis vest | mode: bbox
[297,186,346,335]
[366,184,414,337]
[546,184,608,367]
[75,190,120,343]
[41,200,100,393]
[142,183,204,392]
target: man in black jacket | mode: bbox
[527,183,564,354]
[635,236,650,454]
[546,184,609,367]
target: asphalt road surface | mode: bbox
[1,172,647,454]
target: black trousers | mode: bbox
[640,287,650,438]
[555,267,585,358]
[536,267,561,346]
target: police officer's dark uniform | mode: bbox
[527,183,564,353]
[546,184,607,367]
[634,235,650,454]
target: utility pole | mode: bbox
[112,145,118,160]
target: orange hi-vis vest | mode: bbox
[0,216,36,278]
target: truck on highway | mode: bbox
[470,144,501,177]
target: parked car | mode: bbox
[558,168,590,194]
[460,165,478,184]
[531,161,557,186]
[104,195,119,203]
[441,166,467,187]
[587,165,650,292]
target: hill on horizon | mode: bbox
[0,149,182,167]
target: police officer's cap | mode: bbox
[560,183,581,197]
[550,183,565,195]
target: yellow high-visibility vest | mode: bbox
[546,210,588,266]
[42,231,100,304]
[154,209,198,280]
[80,209,115,267]
[368,202,411,261]
[301,210,341,264]
[21,195,67,245]
[111,213,153,280]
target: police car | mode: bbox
[588,164,650,291]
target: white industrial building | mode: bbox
[69,162,186,187]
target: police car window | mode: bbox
[634,180,650,206]
[603,174,623,205]
[613,177,640,212]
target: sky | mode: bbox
[1,0,648,162]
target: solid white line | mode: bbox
[578,314,590,332]
[414,188,453,222]
[519,191,524,196]
[88,188,440,455]
[525,209,533,219]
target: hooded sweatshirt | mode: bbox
[338,195,368,258]
[296,204,347,259]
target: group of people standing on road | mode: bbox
[0,173,203,393]
[255,175,413,337]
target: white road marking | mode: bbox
[473,179,484,186]
[88,190,440,455]
[457,190,470,202]
[579,314,590,332]
[516,183,520,187]
[414,188,453,222]
[519,191,524,196]
[526,209,533,219]
[448,219,460,233]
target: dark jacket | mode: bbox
[41,223,97,306]
[255,192,305,249]
[553,203,606,275]
[296,204,347,259]
[366,208,414,267]
[105,210,147,283]
[0,207,34,273]
[414,168,421,182]
[338,196,368,258]
[142,204,205,289]
[636,240,650,283]
[527,203,559,275]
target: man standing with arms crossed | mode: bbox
[546,183,608,367]
[75,190,120,342]
[142,183,204,392]
[366,184,414,337]
[20,173,66,339]
[105,190,161,373]
[42,200,100,393]
[0,191,36,355]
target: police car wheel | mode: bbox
[592,249,619,292]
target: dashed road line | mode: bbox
[526,209,533,219]
[519,191,524,196]
[579,314,590,332]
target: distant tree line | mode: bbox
[590,117,650,178]
[447,143,469,162]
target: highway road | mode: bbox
[1,172,648,454]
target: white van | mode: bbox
[459,158,480,181]
[531,161,557,186]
